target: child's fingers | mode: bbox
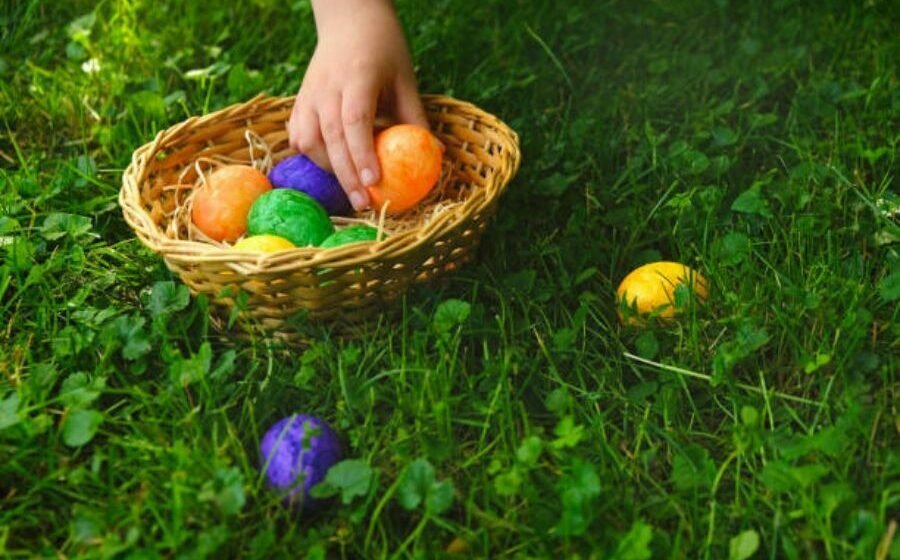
[393,76,430,129]
[288,99,311,151]
[342,80,380,188]
[320,99,369,211]
[288,107,325,168]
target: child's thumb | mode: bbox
[393,77,430,129]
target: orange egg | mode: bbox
[191,165,271,242]
[367,124,443,214]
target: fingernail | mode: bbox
[349,190,368,211]
[360,168,376,186]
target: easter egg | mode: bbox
[232,234,296,253]
[269,154,352,216]
[191,165,271,242]
[247,189,334,247]
[616,261,708,325]
[259,414,342,506]
[367,124,443,215]
[319,225,380,249]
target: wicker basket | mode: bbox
[119,94,520,336]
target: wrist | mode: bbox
[311,0,398,34]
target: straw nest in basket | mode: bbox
[119,94,520,337]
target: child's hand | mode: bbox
[288,0,429,211]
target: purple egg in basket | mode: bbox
[259,414,343,507]
[268,154,352,216]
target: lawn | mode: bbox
[1,0,898,558]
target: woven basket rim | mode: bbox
[119,93,521,273]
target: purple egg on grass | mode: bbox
[268,154,352,216]
[259,414,342,507]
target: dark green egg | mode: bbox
[320,225,380,249]
[247,189,334,247]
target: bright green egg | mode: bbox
[320,225,380,248]
[247,189,334,247]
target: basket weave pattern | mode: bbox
[120,95,520,331]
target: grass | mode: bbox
[1,0,898,557]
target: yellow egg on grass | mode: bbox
[616,261,708,325]
[232,234,296,254]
